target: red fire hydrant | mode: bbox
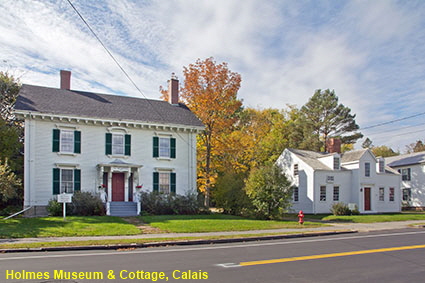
[298,210,304,225]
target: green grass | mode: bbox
[139,214,324,233]
[321,213,425,223]
[0,216,141,238]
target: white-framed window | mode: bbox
[333,186,339,201]
[293,186,299,202]
[379,159,385,173]
[320,186,326,201]
[402,188,411,202]
[365,162,370,177]
[159,138,171,158]
[60,130,74,153]
[294,164,299,176]
[112,134,124,155]
[327,176,334,183]
[333,157,340,170]
[389,187,395,202]
[60,169,74,193]
[379,187,385,201]
[399,168,411,181]
[159,173,170,194]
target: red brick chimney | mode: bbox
[326,138,341,154]
[60,70,71,90]
[168,73,179,105]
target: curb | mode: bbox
[0,230,357,253]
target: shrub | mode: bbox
[71,191,105,216]
[47,199,68,216]
[331,202,351,216]
[140,191,203,215]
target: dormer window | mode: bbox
[333,157,340,170]
[378,159,385,173]
[294,164,299,176]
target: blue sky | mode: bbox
[1,0,424,152]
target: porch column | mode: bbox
[107,172,112,202]
[124,171,129,202]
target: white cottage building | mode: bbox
[15,71,204,216]
[276,140,401,214]
[386,151,425,210]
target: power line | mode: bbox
[366,122,425,136]
[65,0,199,149]
[361,111,425,130]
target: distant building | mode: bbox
[14,71,204,216]
[386,151,425,210]
[276,139,401,214]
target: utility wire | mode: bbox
[66,0,199,149]
[361,111,425,130]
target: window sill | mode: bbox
[107,155,129,159]
[156,157,172,161]
[56,152,78,157]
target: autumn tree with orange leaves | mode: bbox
[180,57,242,207]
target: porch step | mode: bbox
[109,202,138,217]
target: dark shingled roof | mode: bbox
[386,151,425,167]
[287,148,332,170]
[15,84,204,128]
[340,149,368,163]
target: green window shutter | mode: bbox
[125,134,131,156]
[153,137,159,158]
[170,172,176,194]
[170,138,176,159]
[153,172,159,192]
[53,168,60,195]
[105,133,112,155]
[74,131,81,154]
[52,129,60,152]
[74,169,81,191]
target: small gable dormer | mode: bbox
[318,153,341,170]
[377,157,385,173]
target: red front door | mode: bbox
[364,187,371,211]
[112,173,125,201]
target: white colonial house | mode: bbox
[276,139,401,214]
[14,70,204,216]
[386,151,425,210]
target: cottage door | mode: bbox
[364,187,371,211]
[112,173,125,201]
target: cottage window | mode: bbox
[153,172,176,194]
[365,162,370,177]
[112,134,124,155]
[333,157,340,170]
[379,160,385,173]
[402,188,411,201]
[320,186,326,201]
[294,164,299,176]
[153,137,176,159]
[333,186,339,201]
[327,176,334,183]
[105,133,131,156]
[60,130,74,153]
[53,168,81,195]
[53,129,81,154]
[399,168,411,181]
[389,187,395,202]
[293,186,299,202]
[379,187,385,201]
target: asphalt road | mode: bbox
[1,228,424,283]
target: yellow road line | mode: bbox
[240,244,425,266]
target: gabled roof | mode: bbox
[15,84,204,128]
[340,149,368,163]
[287,148,333,170]
[385,151,425,167]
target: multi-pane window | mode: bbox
[112,134,124,155]
[294,164,299,176]
[159,138,170,158]
[389,187,395,202]
[402,188,411,201]
[327,176,334,183]
[379,160,385,173]
[333,157,340,170]
[60,130,74,153]
[379,187,385,201]
[159,173,170,194]
[320,186,326,201]
[293,186,299,202]
[333,186,339,201]
[399,168,411,181]
[61,169,74,193]
[365,162,370,177]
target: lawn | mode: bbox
[321,213,425,223]
[139,214,324,233]
[0,216,141,238]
